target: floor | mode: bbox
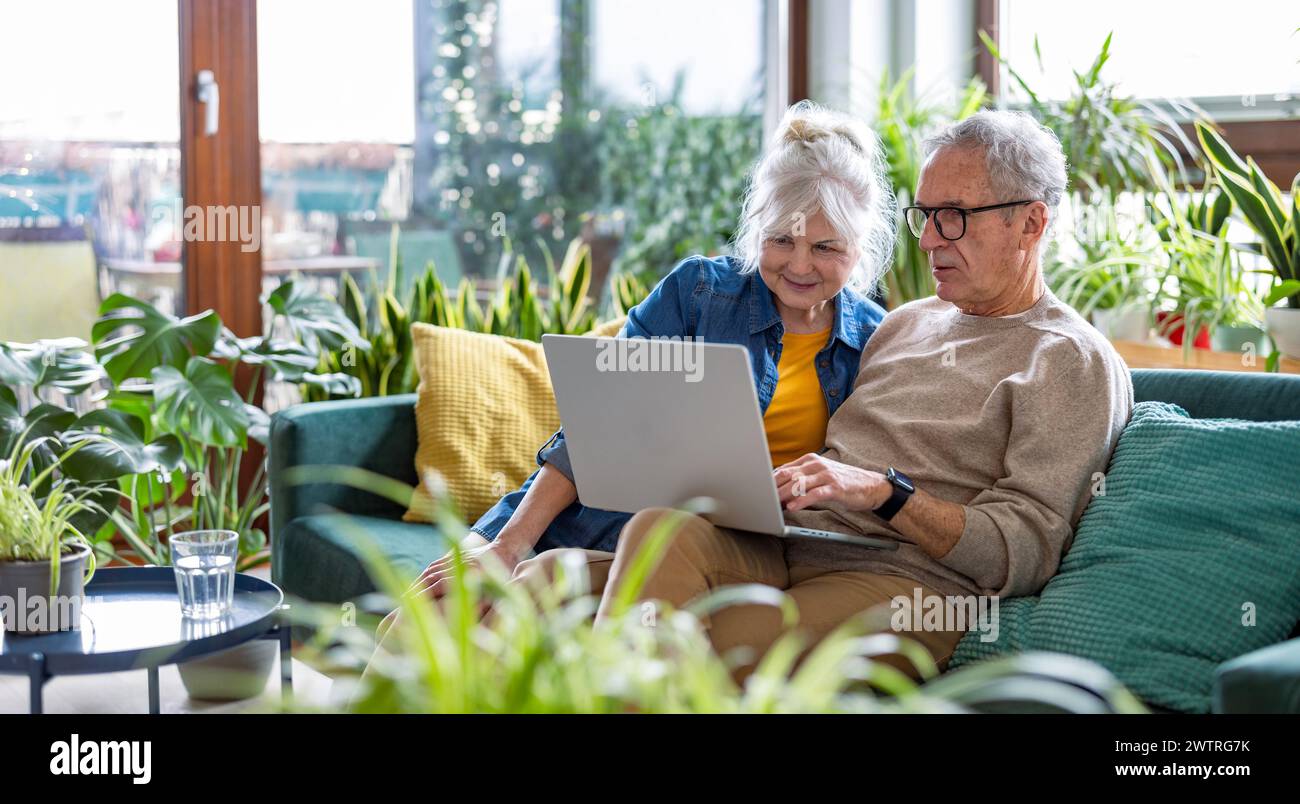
[0,657,338,714]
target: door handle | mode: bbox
[196,69,219,137]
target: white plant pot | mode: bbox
[178,640,277,702]
[1091,307,1149,343]
[1265,307,1300,359]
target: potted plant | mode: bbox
[1196,121,1300,361]
[1151,184,1266,358]
[87,283,359,699]
[1048,192,1161,342]
[0,435,99,634]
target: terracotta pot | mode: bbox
[1155,311,1210,349]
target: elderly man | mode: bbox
[586,109,1134,679]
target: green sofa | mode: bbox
[269,368,1300,713]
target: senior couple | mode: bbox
[384,103,1133,681]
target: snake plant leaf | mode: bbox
[264,280,367,351]
[61,408,183,482]
[457,278,484,332]
[339,272,370,335]
[560,239,592,332]
[92,294,222,385]
[1217,169,1290,275]
[1207,190,1233,236]
[1289,175,1300,285]
[151,356,249,448]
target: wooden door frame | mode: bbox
[179,0,263,336]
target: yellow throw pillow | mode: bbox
[404,317,626,525]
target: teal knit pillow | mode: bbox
[949,402,1300,713]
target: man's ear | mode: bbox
[1018,201,1049,251]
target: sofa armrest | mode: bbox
[269,394,419,581]
[1212,637,1300,714]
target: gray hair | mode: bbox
[733,101,897,291]
[922,110,1068,230]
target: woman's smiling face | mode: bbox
[758,209,858,316]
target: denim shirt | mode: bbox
[469,254,886,553]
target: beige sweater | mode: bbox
[784,291,1133,599]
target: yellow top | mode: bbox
[763,328,832,468]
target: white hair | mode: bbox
[923,110,1068,230]
[732,101,897,291]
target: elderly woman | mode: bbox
[395,101,896,619]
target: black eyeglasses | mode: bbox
[902,200,1038,241]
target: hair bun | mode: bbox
[781,109,864,155]
[782,117,823,145]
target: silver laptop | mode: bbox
[541,334,897,551]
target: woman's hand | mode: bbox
[405,534,526,600]
[773,453,892,513]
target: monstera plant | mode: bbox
[85,283,361,569]
[1,280,358,571]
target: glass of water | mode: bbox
[171,530,238,619]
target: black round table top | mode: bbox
[0,566,283,676]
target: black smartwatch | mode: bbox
[873,467,914,522]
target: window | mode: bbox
[255,0,770,301]
[998,0,1300,119]
[0,0,183,340]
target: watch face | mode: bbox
[890,468,915,494]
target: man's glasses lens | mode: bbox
[906,207,966,240]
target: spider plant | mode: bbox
[1047,191,1163,332]
[1151,179,1266,359]
[0,431,100,595]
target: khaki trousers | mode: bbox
[512,507,967,685]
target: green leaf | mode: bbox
[1207,190,1232,235]
[92,294,222,384]
[1264,280,1300,307]
[1195,121,1250,181]
[0,338,105,393]
[299,371,362,398]
[0,389,75,472]
[103,389,156,436]
[339,272,370,336]
[245,403,271,445]
[118,467,186,508]
[151,357,249,448]
[264,280,367,351]
[1217,170,1291,272]
[223,333,320,381]
[61,408,183,481]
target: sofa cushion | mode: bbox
[404,325,560,525]
[949,401,1300,713]
[278,513,442,603]
[404,318,626,525]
